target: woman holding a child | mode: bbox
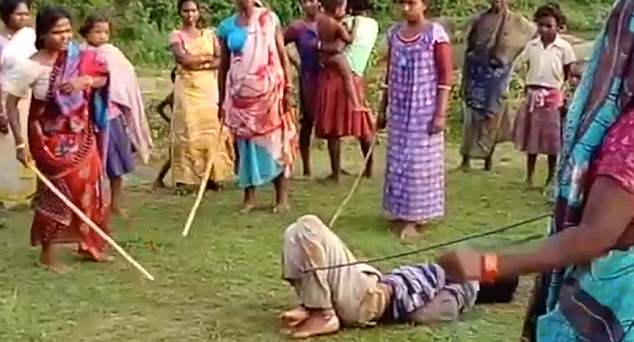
[315,0,378,182]
[440,1,634,340]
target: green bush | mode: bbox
[31,0,613,66]
[30,0,613,144]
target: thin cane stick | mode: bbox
[28,164,155,281]
[328,135,378,228]
[182,123,226,237]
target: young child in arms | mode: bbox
[317,0,365,112]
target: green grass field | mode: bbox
[0,141,551,341]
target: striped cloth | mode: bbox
[380,263,479,321]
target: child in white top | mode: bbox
[512,3,576,189]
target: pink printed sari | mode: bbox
[220,8,296,187]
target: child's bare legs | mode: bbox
[110,176,126,217]
[327,54,364,112]
[241,187,256,213]
[526,154,537,188]
[484,157,493,171]
[299,116,313,177]
[359,137,374,178]
[325,138,341,182]
[459,155,471,171]
[273,175,290,213]
[324,138,372,182]
[153,158,171,189]
[546,155,557,186]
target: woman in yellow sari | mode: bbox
[169,0,234,193]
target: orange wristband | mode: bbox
[481,253,499,283]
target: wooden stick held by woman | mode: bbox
[169,0,234,195]
[182,124,225,237]
[438,2,634,339]
[30,164,155,281]
[328,135,377,228]
[6,7,116,273]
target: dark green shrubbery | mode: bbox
[32,0,612,144]
[33,0,613,66]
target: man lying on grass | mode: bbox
[281,215,518,338]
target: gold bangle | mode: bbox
[15,143,26,150]
[438,85,452,91]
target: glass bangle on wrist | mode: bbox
[15,143,26,150]
[481,253,500,283]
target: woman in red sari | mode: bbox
[4,7,111,273]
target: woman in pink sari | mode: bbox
[4,7,112,273]
[218,0,296,213]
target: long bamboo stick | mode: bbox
[328,135,378,228]
[181,125,226,237]
[29,164,155,281]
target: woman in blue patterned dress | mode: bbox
[439,1,634,340]
[380,0,453,240]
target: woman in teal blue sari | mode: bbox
[439,1,634,340]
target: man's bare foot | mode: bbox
[400,223,419,242]
[280,307,310,329]
[290,311,340,339]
